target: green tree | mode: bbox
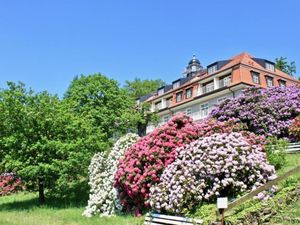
[124,78,165,99]
[275,57,296,76]
[0,82,103,204]
[64,74,135,140]
[123,78,165,136]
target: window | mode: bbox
[266,76,274,87]
[266,62,275,71]
[220,76,231,87]
[185,88,193,99]
[251,71,260,84]
[278,80,286,87]
[173,81,180,89]
[166,97,172,107]
[155,101,162,110]
[218,97,227,104]
[176,92,182,102]
[200,102,209,118]
[158,88,164,95]
[208,64,217,74]
[203,82,214,93]
[163,115,170,123]
[185,108,192,116]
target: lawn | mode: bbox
[0,192,143,225]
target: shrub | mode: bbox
[265,137,288,170]
[114,114,199,215]
[0,173,22,196]
[289,116,300,141]
[211,86,300,138]
[83,133,139,217]
[148,132,276,214]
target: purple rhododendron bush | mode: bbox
[114,114,253,215]
[211,86,300,138]
[148,132,276,214]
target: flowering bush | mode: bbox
[289,116,300,141]
[83,133,139,217]
[114,114,200,215]
[211,86,300,138]
[0,173,22,196]
[148,132,276,214]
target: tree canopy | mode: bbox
[275,57,296,76]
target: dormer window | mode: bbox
[208,64,217,74]
[173,81,180,89]
[157,87,164,95]
[266,62,275,72]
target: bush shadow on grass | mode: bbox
[0,193,88,211]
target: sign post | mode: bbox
[217,197,228,225]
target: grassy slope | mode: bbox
[1,154,299,225]
[0,192,143,225]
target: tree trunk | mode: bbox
[137,122,146,137]
[38,179,45,204]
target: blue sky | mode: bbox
[0,0,299,96]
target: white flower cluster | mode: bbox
[148,132,276,214]
[83,133,139,217]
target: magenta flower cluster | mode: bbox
[210,86,300,138]
[114,115,251,215]
[114,114,199,215]
[148,132,276,214]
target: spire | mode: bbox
[183,54,203,77]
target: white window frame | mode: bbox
[155,101,162,110]
[279,80,286,87]
[266,62,275,72]
[186,88,193,98]
[223,76,231,86]
[200,102,209,118]
[176,92,182,102]
[251,71,260,84]
[266,76,274,87]
[173,81,180,89]
[158,88,164,95]
[185,108,192,116]
[208,64,217,74]
[205,82,214,93]
[218,97,227,104]
[163,115,170,123]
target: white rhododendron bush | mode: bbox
[83,133,139,217]
[148,132,276,214]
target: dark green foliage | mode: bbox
[275,56,296,76]
[124,77,165,99]
[265,137,288,170]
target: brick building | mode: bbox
[138,52,300,133]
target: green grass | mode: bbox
[1,153,300,225]
[0,192,143,225]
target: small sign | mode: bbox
[217,197,228,209]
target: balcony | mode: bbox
[199,78,231,95]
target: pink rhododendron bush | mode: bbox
[83,133,139,217]
[289,116,300,141]
[148,132,276,214]
[114,114,198,215]
[114,114,244,215]
[0,173,22,196]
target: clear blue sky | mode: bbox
[1,0,299,96]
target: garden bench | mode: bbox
[144,213,203,225]
[286,142,300,153]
